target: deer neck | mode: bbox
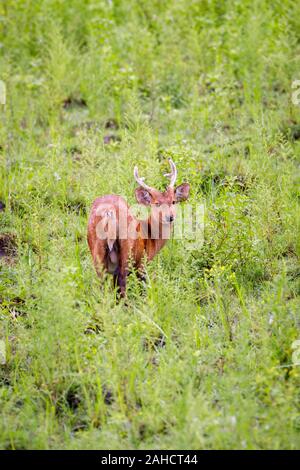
[139,216,171,257]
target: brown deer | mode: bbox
[87,159,190,297]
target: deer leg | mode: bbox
[113,267,128,299]
[92,247,106,280]
[114,243,132,298]
[118,271,127,298]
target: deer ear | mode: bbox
[175,183,190,202]
[135,188,152,206]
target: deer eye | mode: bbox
[172,201,176,205]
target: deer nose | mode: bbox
[166,215,174,223]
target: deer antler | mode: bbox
[164,158,177,188]
[134,166,154,192]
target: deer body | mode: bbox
[87,160,190,297]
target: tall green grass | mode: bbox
[0,0,300,449]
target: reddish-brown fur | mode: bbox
[87,161,190,297]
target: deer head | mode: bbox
[134,159,190,226]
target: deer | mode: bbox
[87,159,190,297]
